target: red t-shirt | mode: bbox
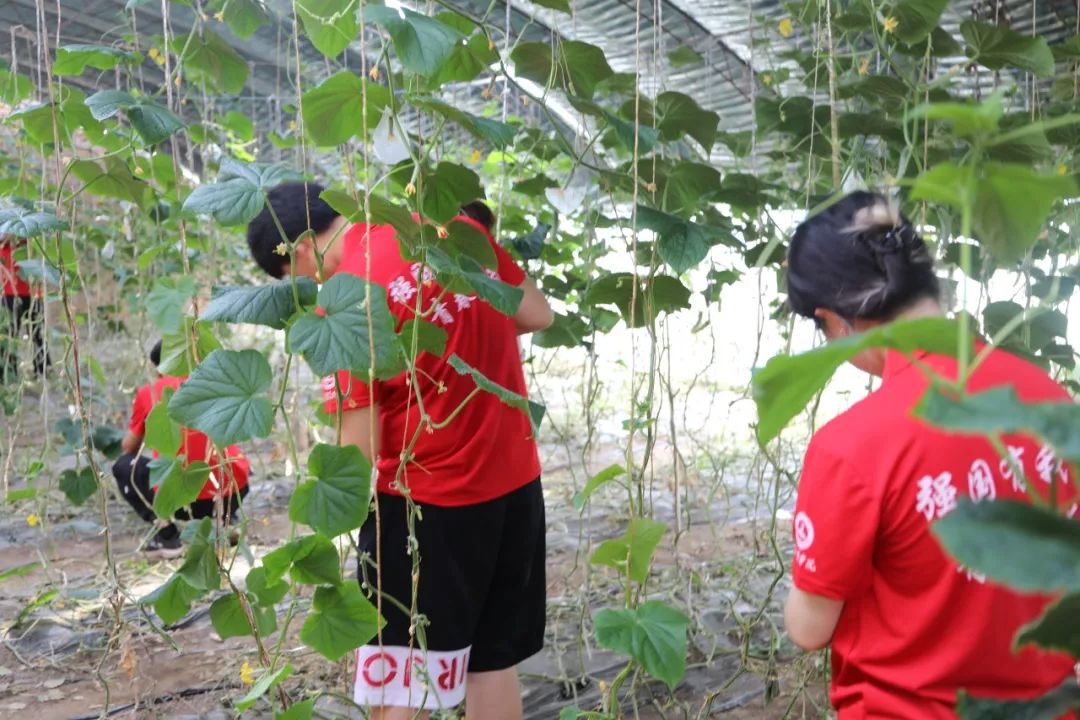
[792,347,1077,719]
[129,376,250,500]
[1,241,33,297]
[321,217,541,507]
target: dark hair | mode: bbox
[459,200,494,230]
[246,182,340,278]
[786,191,940,321]
[149,340,162,368]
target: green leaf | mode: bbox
[145,388,182,456]
[287,273,403,379]
[177,29,249,93]
[458,254,525,316]
[399,319,448,358]
[654,92,718,151]
[151,459,211,520]
[593,601,689,690]
[275,699,316,720]
[427,29,499,89]
[365,6,464,77]
[957,682,1080,720]
[85,90,185,145]
[511,41,614,99]
[320,188,420,247]
[916,385,1080,463]
[212,0,270,39]
[0,206,68,238]
[59,467,98,506]
[177,518,221,591]
[422,162,484,225]
[408,95,518,149]
[590,518,666,584]
[70,158,150,206]
[983,301,1067,354]
[183,158,302,226]
[751,317,966,445]
[210,593,278,640]
[54,44,141,76]
[532,0,571,11]
[145,276,196,335]
[971,164,1078,263]
[140,574,203,625]
[511,222,550,260]
[246,566,290,607]
[301,71,391,146]
[961,20,1055,76]
[297,0,359,58]
[910,162,978,210]
[932,499,1080,593]
[168,349,274,447]
[447,354,545,434]
[203,278,319,330]
[636,206,712,274]
[263,535,341,585]
[290,443,373,537]
[1015,593,1080,658]
[235,663,294,712]
[891,0,948,45]
[0,562,40,583]
[0,68,34,104]
[300,582,384,661]
[667,45,703,67]
[158,319,223,377]
[907,91,1004,138]
[583,272,692,328]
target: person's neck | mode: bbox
[895,297,944,321]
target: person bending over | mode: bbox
[783,190,1077,718]
[1,234,50,382]
[112,340,250,556]
[247,184,553,720]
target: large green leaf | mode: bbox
[399,319,448,358]
[85,90,185,145]
[593,601,689,690]
[210,0,270,39]
[636,206,712,273]
[426,249,523,317]
[511,40,614,99]
[961,20,1055,76]
[246,566,290,608]
[151,459,211,520]
[235,664,294,712]
[421,162,484,225]
[447,354,545,433]
[203,279,318,330]
[168,349,274,447]
[320,188,420,247]
[176,518,221,591]
[263,534,341,585]
[158,319,223,376]
[140,574,203,625]
[751,317,966,445]
[654,91,719,152]
[274,699,316,720]
[907,92,1004,138]
[70,158,150,206]
[590,518,666,584]
[289,443,372,537]
[144,388,182,456]
[910,162,978,211]
[426,26,499,88]
[916,385,1080,463]
[297,0,359,58]
[300,582,384,661]
[301,71,391,146]
[183,159,303,226]
[957,681,1080,720]
[582,272,692,328]
[54,44,141,76]
[983,301,1067,354]
[1015,592,1080,658]
[177,29,249,93]
[287,273,403,379]
[145,276,196,335]
[59,467,98,506]
[408,96,517,149]
[210,593,277,640]
[0,206,68,238]
[572,464,626,511]
[365,6,463,77]
[971,164,1078,263]
[891,0,949,45]
[932,499,1080,593]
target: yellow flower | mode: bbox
[274,242,289,256]
[469,149,482,164]
[174,75,182,86]
[134,166,144,176]
[240,662,255,685]
[761,73,773,86]
[26,514,39,527]
[645,182,657,193]
[148,47,160,59]
[778,18,794,38]
[200,11,208,21]
[858,57,870,76]
[1057,165,1068,176]
[405,182,416,196]
[214,11,224,21]
[369,65,380,81]
[881,16,899,33]
[481,86,492,100]
[598,680,608,691]
[288,120,297,131]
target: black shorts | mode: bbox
[352,477,545,710]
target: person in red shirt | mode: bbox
[246,183,552,720]
[783,191,1077,718]
[1,234,50,382]
[112,340,250,556]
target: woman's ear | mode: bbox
[814,308,851,340]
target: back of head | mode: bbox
[786,190,940,321]
[149,339,162,368]
[247,182,339,278]
[459,200,494,230]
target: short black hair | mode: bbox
[246,182,340,278]
[149,340,162,367]
[459,200,494,230]
[787,190,940,321]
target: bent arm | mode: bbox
[784,586,844,651]
[514,278,553,335]
[337,403,380,464]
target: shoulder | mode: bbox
[970,347,1072,402]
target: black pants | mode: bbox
[112,452,246,540]
[2,295,50,382]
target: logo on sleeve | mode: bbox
[794,511,815,551]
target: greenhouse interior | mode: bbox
[0,0,1078,718]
